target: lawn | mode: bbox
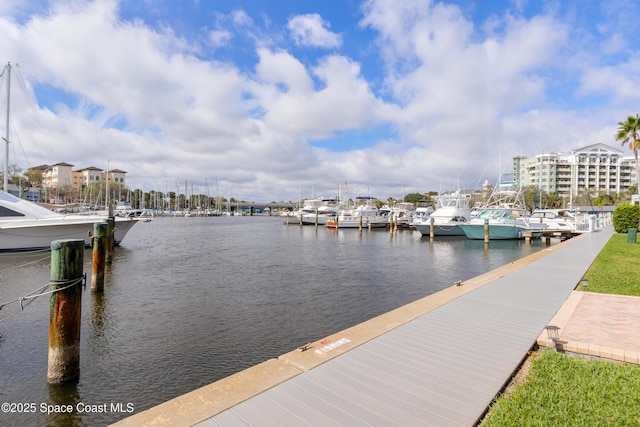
[482,231,640,426]
[482,350,640,426]
[582,233,640,296]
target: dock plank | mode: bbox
[195,228,614,426]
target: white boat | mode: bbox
[301,199,346,225]
[281,199,323,224]
[115,201,152,219]
[413,191,471,236]
[0,190,140,251]
[413,199,434,220]
[459,177,545,240]
[326,197,389,229]
[379,202,416,228]
[529,209,579,231]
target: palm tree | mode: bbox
[616,114,640,226]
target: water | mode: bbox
[0,216,551,426]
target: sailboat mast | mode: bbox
[4,62,11,191]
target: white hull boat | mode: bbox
[281,199,324,225]
[0,190,140,251]
[326,197,389,229]
[413,191,471,236]
[459,177,545,240]
[301,199,345,225]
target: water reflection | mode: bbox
[0,216,551,425]
[47,382,81,427]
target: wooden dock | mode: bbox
[522,229,581,244]
[113,227,614,427]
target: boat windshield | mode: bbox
[476,208,522,220]
[0,191,22,203]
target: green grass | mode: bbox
[482,350,640,426]
[583,233,640,296]
[482,232,640,425]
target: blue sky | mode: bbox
[0,0,638,201]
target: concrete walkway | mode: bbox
[114,226,625,427]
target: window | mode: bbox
[0,206,25,217]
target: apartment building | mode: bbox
[28,163,128,202]
[513,143,637,198]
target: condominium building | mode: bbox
[513,143,637,199]
[28,163,127,202]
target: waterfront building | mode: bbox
[26,163,128,203]
[513,143,637,201]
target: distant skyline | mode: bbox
[0,0,638,201]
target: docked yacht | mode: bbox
[413,191,471,236]
[529,209,579,231]
[379,202,416,228]
[281,199,323,224]
[326,197,389,229]
[301,199,345,225]
[0,190,140,251]
[459,178,545,240]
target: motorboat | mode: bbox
[0,190,140,251]
[413,191,471,236]
[459,177,545,240]
[281,199,323,225]
[379,202,416,228]
[459,207,545,239]
[301,199,346,225]
[529,209,579,231]
[326,197,389,229]
[115,201,152,219]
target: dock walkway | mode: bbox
[115,227,619,427]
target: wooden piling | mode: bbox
[483,219,489,244]
[106,217,114,263]
[429,217,434,241]
[91,222,108,292]
[48,239,84,385]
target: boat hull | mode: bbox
[301,214,335,225]
[0,217,139,251]
[413,222,466,236]
[326,218,389,229]
[459,223,529,240]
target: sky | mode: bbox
[0,0,638,202]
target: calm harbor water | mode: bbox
[0,216,551,426]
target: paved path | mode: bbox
[115,227,623,427]
[538,290,640,363]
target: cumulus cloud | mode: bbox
[0,0,637,201]
[208,29,232,47]
[287,13,342,48]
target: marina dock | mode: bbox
[113,226,622,426]
[522,229,581,244]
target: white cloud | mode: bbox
[0,0,637,201]
[254,49,397,140]
[287,13,342,48]
[208,29,232,47]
